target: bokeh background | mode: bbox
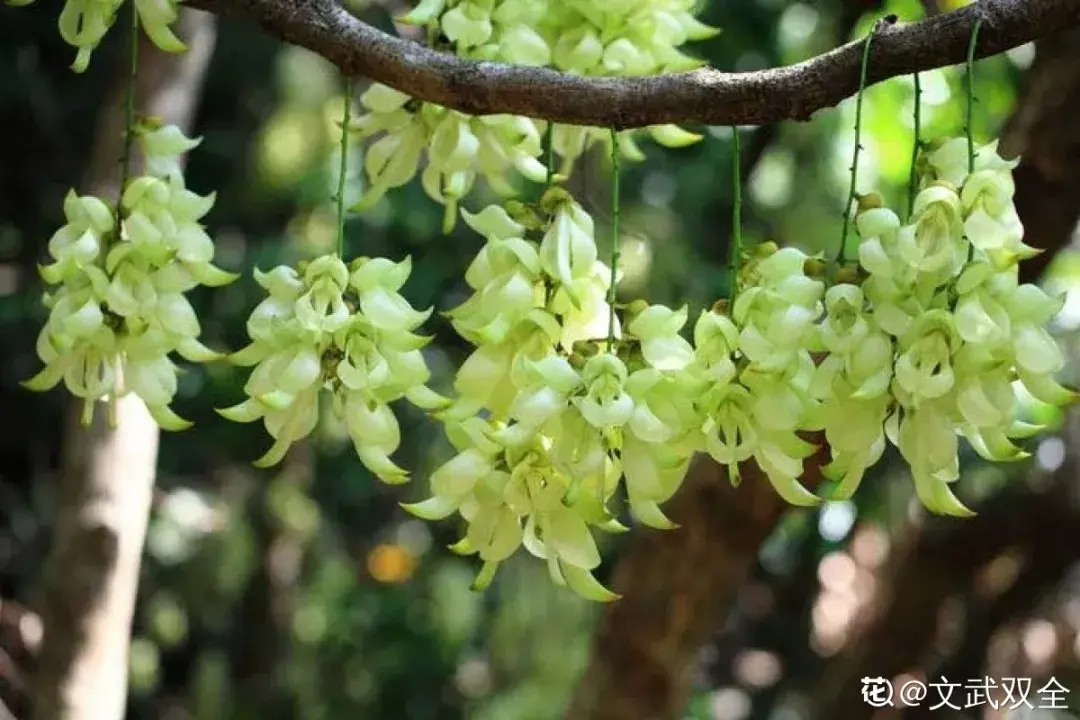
[2,0,1080,718]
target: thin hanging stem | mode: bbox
[116,2,140,229]
[964,18,983,263]
[835,25,877,269]
[337,79,353,258]
[966,17,983,176]
[907,72,921,220]
[607,129,620,349]
[107,4,141,423]
[544,121,555,187]
[729,127,742,304]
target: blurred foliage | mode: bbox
[2,0,1075,718]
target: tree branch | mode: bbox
[181,0,1080,128]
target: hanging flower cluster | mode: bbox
[204,73,458,482]
[24,125,236,428]
[17,0,1078,606]
[217,254,449,479]
[349,83,548,232]
[398,133,1075,601]
[695,246,825,506]
[527,0,717,172]
[404,188,711,599]
[349,0,717,225]
[9,0,185,72]
[836,138,1072,515]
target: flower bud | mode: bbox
[752,241,778,258]
[856,192,884,213]
[803,258,828,277]
[835,266,860,284]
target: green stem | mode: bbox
[907,72,921,220]
[107,4,140,414]
[607,129,620,349]
[544,121,555,187]
[966,17,983,176]
[337,79,353,258]
[729,126,742,304]
[835,26,876,269]
[115,2,140,231]
[963,17,983,264]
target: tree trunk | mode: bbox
[31,13,217,720]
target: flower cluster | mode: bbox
[349,0,717,223]
[840,138,1072,514]
[694,246,825,506]
[404,189,713,599]
[24,125,236,428]
[402,0,718,74]
[21,0,1077,610]
[401,136,1074,601]
[217,253,449,480]
[349,83,548,232]
[10,0,185,72]
[532,0,716,173]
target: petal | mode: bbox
[562,563,620,602]
[547,511,600,569]
[148,403,194,432]
[641,336,694,371]
[1013,325,1064,374]
[400,495,460,521]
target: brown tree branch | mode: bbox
[181,0,1080,129]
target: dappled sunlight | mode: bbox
[811,548,879,657]
[975,550,1025,600]
[366,543,418,584]
[256,109,329,190]
[709,686,752,720]
[733,648,783,690]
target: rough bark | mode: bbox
[183,0,1080,129]
[30,13,217,720]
